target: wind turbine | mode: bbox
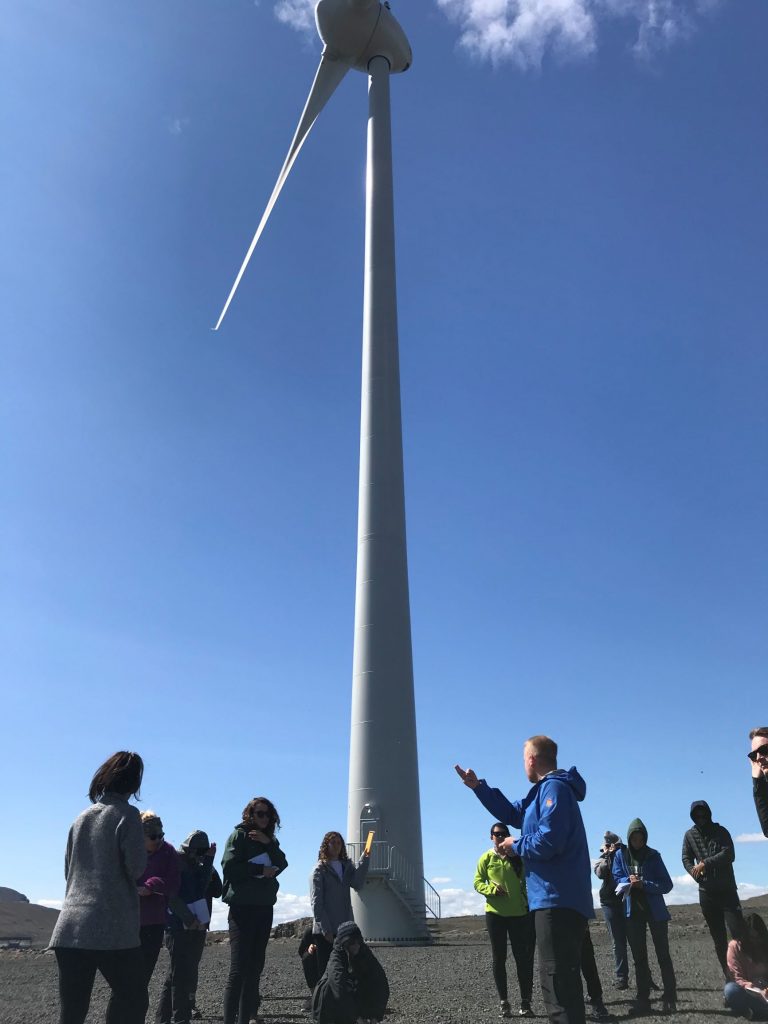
[214,3,432,940]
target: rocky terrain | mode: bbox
[4,896,767,1022]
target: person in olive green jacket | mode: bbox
[474,822,535,1019]
[221,796,288,1024]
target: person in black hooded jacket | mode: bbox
[311,921,388,1024]
[682,800,743,979]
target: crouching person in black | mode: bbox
[311,921,389,1024]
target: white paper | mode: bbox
[249,852,273,867]
[614,881,631,898]
[187,898,210,924]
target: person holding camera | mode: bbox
[595,831,629,990]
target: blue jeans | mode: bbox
[602,903,628,982]
[724,982,768,1020]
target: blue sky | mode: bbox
[2,0,766,928]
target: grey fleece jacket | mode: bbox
[49,793,147,950]
[310,857,370,936]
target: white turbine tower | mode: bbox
[214,2,435,941]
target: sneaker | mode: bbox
[301,995,313,1011]
[661,1000,676,1015]
[499,1000,512,1018]
[614,979,629,990]
[518,1002,534,1018]
[591,1002,610,1020]
[190,1011,202,1021]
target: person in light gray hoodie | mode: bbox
[306,832,370,997]
[49,751,148,1024]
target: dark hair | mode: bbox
[89,751,144,803]
[749,728,768,741]
[743,913,768,959]
[491,822,509,838]
[318,831,348,863]
[242,797,280,835]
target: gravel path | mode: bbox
[0,912,739,1023]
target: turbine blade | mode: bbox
[213,55,350,330]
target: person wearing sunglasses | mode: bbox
[749,729,768,838]
[221,797,288,1024]
[136,810,181,987]
[474,822,535,1018]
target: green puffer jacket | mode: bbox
[221,824,288,907]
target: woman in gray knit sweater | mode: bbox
[49,751,148,1024]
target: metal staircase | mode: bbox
[348,842,441,942]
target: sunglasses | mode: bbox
[491,832,508,839]
[145,832,164,841]
[748,744,768,762]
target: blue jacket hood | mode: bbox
[546,767,586,802]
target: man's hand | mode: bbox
[454,764,480,789]
[691,863,706,880]
[137,886,151,897]
[629,874,643,889]
[494,884,508,896]
[307,943,317,956]
[206,842,217,858]
[248,829,270,844]
[500,837,516,856]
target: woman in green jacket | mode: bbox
[475,822,535,1019]
[221,796,288,1024]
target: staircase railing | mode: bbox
[347,842,441,921]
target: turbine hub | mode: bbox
[315,0,412,73]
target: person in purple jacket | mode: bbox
[457,734,594,1024]
[137,811,181,987]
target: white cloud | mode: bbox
[36,899,63,910]
[435,886,484,917]
[210,892,312,932]
[434,0,724,68]
[736,833,768,844]
[430,876,452,884]
[275,0,315,33]
[168,117,190,137]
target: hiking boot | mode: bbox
[661,999,676,1015]
[301,995,313,1011]
[518,1002,534,1018]
[499,1000,512,1018]
[591,1002,611,1020]
[190,1011,202,1021]
[614,978,629,990]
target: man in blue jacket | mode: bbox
[456,735,594,1024]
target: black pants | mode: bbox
[534,907,588,1024]
[301,933,333,991]
[625,911,676,1002]
[222,904,274,1024]
[54,946,148,1024]
[580,929,603,1003]
[699,889,743,977]
[139,924,166,987]
[156,930,207,1024]
[485,912,535,1002]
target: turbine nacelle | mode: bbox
[316,0,412,73]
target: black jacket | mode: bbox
[754,776,768,838]
[594,846,625,907]
[311,925,389,1024]
[681,801,737,893]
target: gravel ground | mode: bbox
[0,908,745,1024]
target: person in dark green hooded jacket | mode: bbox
[612,819,677,1016]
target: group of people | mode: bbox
[49,751,389,1024]
[457,726,768,1022]
[49,727,768,1024]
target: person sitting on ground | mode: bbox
[724,912,768,1020]
[473,821,535,1019]
[682,799,743,980]
[311,921,388,1024]
[612,819,677,1017]
[156,831,216,1024]
[137,811,181,988]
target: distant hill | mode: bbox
[0,889,58,947]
